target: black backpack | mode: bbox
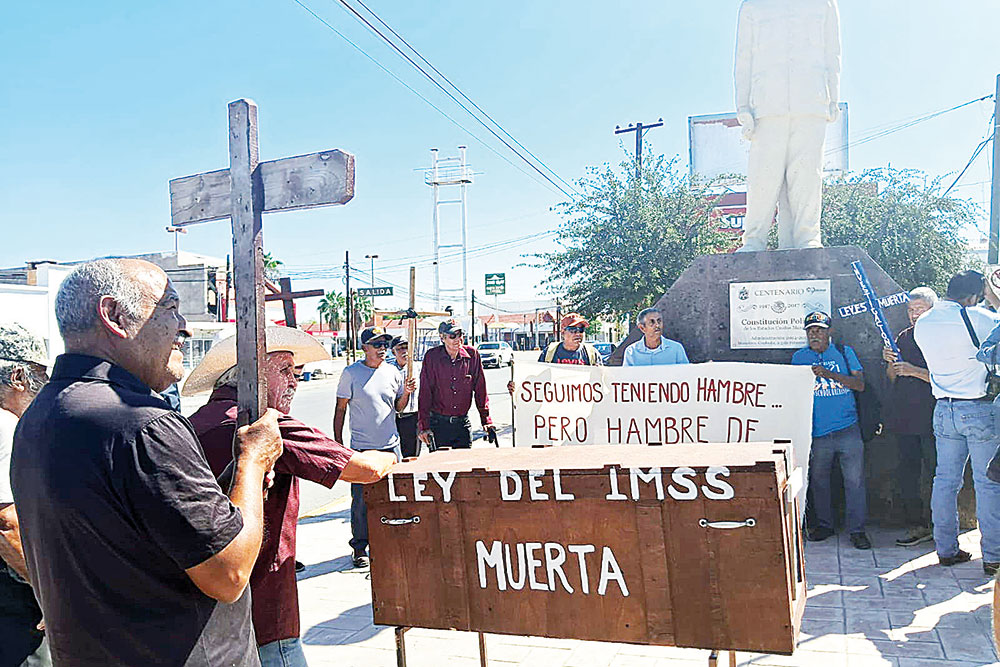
[834,342,882,442]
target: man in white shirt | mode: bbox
[0,322,51,666]
[914,270,1000,576]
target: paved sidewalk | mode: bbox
[293,502,999,667]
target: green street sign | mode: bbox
[356,286,393,297]
[485,273,506,296]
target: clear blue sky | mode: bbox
[1,1,997,315]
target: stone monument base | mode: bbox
[611,246,976,529]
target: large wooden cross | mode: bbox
[264,277,324,329]
[169,98,354,424]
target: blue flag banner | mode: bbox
[850,260,900,358]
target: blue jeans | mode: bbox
[258,637,308,667]
[932,399,1000,562]
[350,444,401,555]
[808,423,866,534]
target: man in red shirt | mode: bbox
[418,319,496,449]
[185,327,395,667]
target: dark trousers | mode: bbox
[429,412,472,450]
[396,413,420,459]
[350,444,401,555]
[808,423,867,534]
[896,432,936,528]
[0,569,44,666]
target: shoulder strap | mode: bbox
[833,342,851,372]
[583,344,599,365]
[960,307,981,347]
[544,342,560,363]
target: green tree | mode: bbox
[262,252,284,281]
[353,295,373,327]
[534,153,734,319]
[818,168,978,294]
[317,291,345,331]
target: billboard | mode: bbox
[689,103,849,181]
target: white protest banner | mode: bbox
[513,361,815,508]
[729,279,831,349]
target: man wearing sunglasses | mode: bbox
[335,327,416,568]
[418,319,495,450]
[540,313,602,366]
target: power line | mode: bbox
[330,0,578,200]
[826,94,993,156]
[942,115,995,198]
[287,0,563,197]
[351,0,580,198]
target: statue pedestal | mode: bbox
[613,246,974,528]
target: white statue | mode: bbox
[734,0,841,252]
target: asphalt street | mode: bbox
[180,350,528,516]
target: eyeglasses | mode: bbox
[565,326,586,333]
[368,340,391,349]
[445,332,464,340]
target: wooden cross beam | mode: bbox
[264,277,324,329]
[169,98,354,425]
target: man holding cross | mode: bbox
[12,259,283,666]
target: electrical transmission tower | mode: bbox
[424,146,473,313]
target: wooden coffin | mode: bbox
[366,443,806,655]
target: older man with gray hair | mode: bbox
[12,258,283,666]
[882,287,938,547]
[0,322,50,667]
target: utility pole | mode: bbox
[365,253,379,287]
[345,251,353,364]
[615,118,664,181]
[990,74,1000,264]
[471,289,476,346]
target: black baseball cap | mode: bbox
[803,311,832,329]
[360,327,393,345]
[438,319,463,336]
[390,336,407,349]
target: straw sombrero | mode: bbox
[181,326,331,396]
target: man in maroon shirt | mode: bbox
[418,319,496,449]
[186,329,395,667]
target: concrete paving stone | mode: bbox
[333,626,396,650]
[846,637,946,659]
[896,660,996,667]
[478,639,534,663]
[517,646,574,666]
[887,609,985,632]
[801,618,847,636]
[937,628,998,662]
[803,606,846,622]
[300,625,364,645]
[314,613,375,632]
[613,643,680,658]
[301,643,395,665]
[957,578,995,592]
[561,642,622,667]
[952,564,993,581]
[844,610,893,636]
[741,650,848,666]
[794,633,848,654]
[809,590,846,607]
[921,589,966,606]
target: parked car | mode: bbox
[593,342,615,364]
[476,341,514,368]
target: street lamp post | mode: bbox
[364,254,379,288]
[165,226,187,254]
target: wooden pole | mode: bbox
[989,73,1000,264]
[228,99,266,426]
[407,267,417,378]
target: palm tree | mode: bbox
[317,291,345,331]
[262,252,284,281]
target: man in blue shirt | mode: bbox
[791,311,871,549]
[622,308,689,366]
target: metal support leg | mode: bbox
[478,631,488,667]
[395,627,409,667]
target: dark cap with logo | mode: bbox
[360,326,393,345]
[803,311,832,330]
[438,319,463,336]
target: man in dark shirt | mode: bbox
[186,327,395,666]
[11,258,283,667]
[882,287,938,547]
[539,313,602,365]
[418,319,495,449]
